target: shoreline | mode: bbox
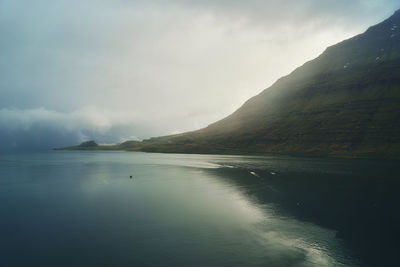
[55,145,400,160]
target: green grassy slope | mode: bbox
[131,10,400,158]
[62,10,400,158]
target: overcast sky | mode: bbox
[0,0,399,150]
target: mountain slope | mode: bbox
[129,10,400,157]
[65,10,400,158]
[128,10,400,158]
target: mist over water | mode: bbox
[0,151,370,266]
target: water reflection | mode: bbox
[1,151,397,266]
[71,152,358,266]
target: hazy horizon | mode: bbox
[1,0,399,150]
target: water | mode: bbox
[0,151,398,266]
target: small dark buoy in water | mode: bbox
[130,175,132,179]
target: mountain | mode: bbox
[63,10,400,158]
[78,140,98,148]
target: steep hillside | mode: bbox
[129,10,400,158]
[62,10,400,158]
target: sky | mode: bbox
[0,0,399,150]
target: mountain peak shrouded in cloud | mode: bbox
[0,1,399,150]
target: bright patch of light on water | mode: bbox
[0,151,362,266]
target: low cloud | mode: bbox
[0,107,146,150]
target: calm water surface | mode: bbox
[0,151,398,266]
